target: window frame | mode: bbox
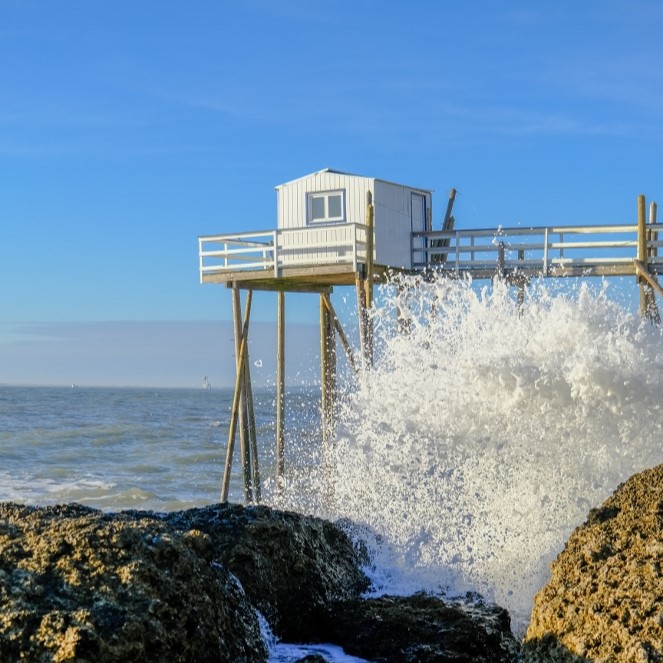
[306,189,346,225]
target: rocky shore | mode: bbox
[0,463,661,661]
[0,501,518,662]
[523,463,663,662]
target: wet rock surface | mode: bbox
[0,501,523,662]
[321,592,520,663]
[163,503,370,642]
[524,463,663,662]
[0,502,265,662]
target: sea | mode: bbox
[2,276,663,659]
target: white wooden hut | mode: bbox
[199,168,433,284]
[276,168,432,270]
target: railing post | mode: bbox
[272,230,278,278]
[352,224,358,273]
[649,202,658,260]
[199,238,204,284]
[638,194,648,317]
[455,230,460,275]
[543,228,549,275]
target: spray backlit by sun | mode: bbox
[276,275,663,632]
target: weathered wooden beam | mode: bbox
[275,291,286,490]
[320,293,337,444]
[322,293,358,375]
[243,356,261,503]
[634,259,662,323]
[221,289,253,502]
[230,285,253,503]
[638,195,648,317]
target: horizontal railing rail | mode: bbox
[413,223,663,275]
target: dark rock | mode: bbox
[294,656,329,663]
[0,503,266,662]
[524,463,663,662]
[163,503,370,642]
[321,592,520,663]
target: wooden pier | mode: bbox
[199,182,661,504]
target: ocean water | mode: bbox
[2,276,663,657]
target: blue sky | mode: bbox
[1,0,662,386]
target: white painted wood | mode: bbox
[275,169,432,269]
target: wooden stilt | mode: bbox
[320,294,330,443]
[638,195,648,318]
[320,294,337,443]
[322,293,358,374]
[517,249,526,309]
[355,273,368,365]
[243,357,261,503]
[645,201,661,324]
[221,288,253,503]
[231,284,253,503]
[364,192,375,368]
[275,291,286,490]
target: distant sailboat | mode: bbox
[202,376,211,390]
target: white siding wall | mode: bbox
[277,172,372,229]
[276,171,431,270]
[373,181,432,269]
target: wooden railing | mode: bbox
[199,221,663,281]
[413,223,663,276]
[199,223,369,281]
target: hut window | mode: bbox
[307,190,345,224]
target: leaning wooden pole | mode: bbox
[221,289,253,503]
[275,291,286,490]
[230,285,253,503]
[322,293,358,374]
[243,356,261,503]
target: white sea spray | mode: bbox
[277,275,663,634]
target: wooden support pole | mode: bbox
[221,289,253,502]
[320,293,337,444]
[275,291,285,490]
[638,195,647,317]
[231,285,253,503]
[364,192,374,367]
[497,241,506,279]
[355,273,368,366]
[322,293,358,374]
[320,294,329,443]
[646,202,661,323]
[244,357,261,503]
[517,249,526,309]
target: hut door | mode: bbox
[411,193,426,266]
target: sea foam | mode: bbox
[277,276,663,633]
